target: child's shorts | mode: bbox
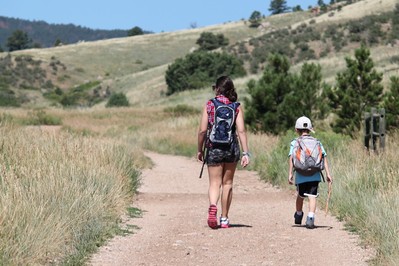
[296,181,319,198]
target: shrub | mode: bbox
[106,92,130,107]
[24,109,62,125]
[165,51,246,95]
[163,104,200,116]
[60,81,102,107]
[0,89,20,107]
[196,32,229,51]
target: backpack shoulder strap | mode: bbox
[210,98,217,106]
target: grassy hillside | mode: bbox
[1,0,397,109]
[1,11,313,107]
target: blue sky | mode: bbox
[2,0,318,33]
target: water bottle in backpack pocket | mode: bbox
[292,135,324,176]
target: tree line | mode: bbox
[0,16,149,51]
[244,45,399,136]
[165,39,399,137]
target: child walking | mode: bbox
[288,116,332,229]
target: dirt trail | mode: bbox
[89,152,373,265]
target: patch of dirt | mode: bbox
[89,152,374,265]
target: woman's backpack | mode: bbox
[209,98,239,146]
[292,135,324,176]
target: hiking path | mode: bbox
[89,151,373,265]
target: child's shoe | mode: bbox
[305,216,315,229]
[220,217,230,228]
[207,204,218,229]
[294,212,303,225]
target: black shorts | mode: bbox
[206,140,240,166]
[296,181,319,198]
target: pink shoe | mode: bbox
[220,217,230,228]
[207,204,218,229]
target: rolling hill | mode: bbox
[0,16,129,48]
[1,0,398,108]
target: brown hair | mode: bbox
[297,128,311,134]
[215,76,237,102]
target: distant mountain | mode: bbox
[0,16,145,49]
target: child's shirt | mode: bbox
[288,137,327,185]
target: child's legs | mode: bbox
[208,165,223,205]
[296,195,304,212]
[308,196,317,213]
[297,181,319,213]
[220,162,237,218]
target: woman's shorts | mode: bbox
[206,141,240,165]
[296,181,319,198]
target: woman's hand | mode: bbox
[241,154,250,167]
[197,151,204,162]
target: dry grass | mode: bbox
[0,0,398,263]
[302,0,397,26]
[0,123,142,264]
[329,133,399,265]
[254,130,399,265]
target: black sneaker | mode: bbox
[305,216,315,229]
[294,212,303,225]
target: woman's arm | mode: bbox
[235,106,250,167]
[197,104,208,162]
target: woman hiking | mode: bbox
[197,75,250,229]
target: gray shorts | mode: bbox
[206,140,240,165]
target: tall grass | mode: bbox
[0,123,141,265]
[254,130,399,265]
[331,134,399,265]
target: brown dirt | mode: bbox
[89,152,374,266]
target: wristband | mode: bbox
[242,152,251,158]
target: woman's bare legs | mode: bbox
[220,162,237,218]
[208,162,237,218]
[208,165,223,205]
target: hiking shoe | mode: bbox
[207,204,218,229]
[294,212,304,225]
[305,216,315,229]
[220,217,230,228]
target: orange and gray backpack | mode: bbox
[292,135,324,176]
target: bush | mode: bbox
[60,81,102,107]
[196,32,229,51]
[106,92,130,107]
[0,88,20,107]
[24,109,62,125]
[165,51,246,95]
[163,104,200,116]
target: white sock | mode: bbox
[308,212,315,218]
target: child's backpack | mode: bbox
[209,98,240,146]
[292,135,324,176]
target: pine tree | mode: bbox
[244,54,296,134]
[327,45,384,137]
[249,11,262,27]
[6,30,32,52]
[383,76,399,130]
[294,63,330,120]
[269,0,290,15]
[245,55,329,134]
